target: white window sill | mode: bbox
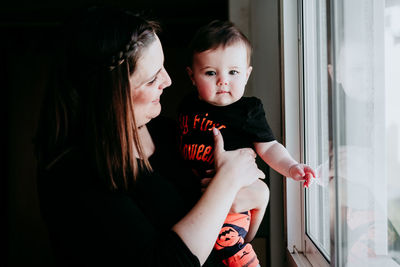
[287,249,313,267]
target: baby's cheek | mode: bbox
[198,87,214,100]
[231,90,244,102]
[197,82,211,93]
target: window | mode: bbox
[285,0,400,266]
[301,0,331,262]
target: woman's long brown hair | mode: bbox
[35,8,159,190]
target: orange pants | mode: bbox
[214,211,259,267]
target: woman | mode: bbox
[35,7,268,266]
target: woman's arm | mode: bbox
[173,128,265,265]
[38,151,201,267]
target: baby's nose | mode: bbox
[217,77,228,86]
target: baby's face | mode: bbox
[188,42,252,106]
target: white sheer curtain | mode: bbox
[302,0,400,266]
[332,0,400,266]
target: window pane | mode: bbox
[332,0,400,266]
[302,0,331,260]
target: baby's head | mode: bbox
[187,20,253,106]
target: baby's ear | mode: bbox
[186,67,195,85]
[246,66,253,81]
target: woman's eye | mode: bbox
[205,71,216,76]
[229,70,239,75]
[147,76,158,85]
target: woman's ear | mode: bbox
[186,67,196,85]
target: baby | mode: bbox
[178,20,315,267]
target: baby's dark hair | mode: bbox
[187,20,252,66]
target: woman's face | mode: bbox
[129,35,172,127]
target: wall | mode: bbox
[229,1,285,266]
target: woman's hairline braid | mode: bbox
[108,39,141,71]
[108,25,159,71]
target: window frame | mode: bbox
[301,0,334,265]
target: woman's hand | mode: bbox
[212,128,265,190]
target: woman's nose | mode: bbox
[159,67,172,90]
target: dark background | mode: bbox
[2,1,271,266]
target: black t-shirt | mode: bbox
[37,116,201,267]
[178,91,275,176]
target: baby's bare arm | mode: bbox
[254,141,298,177]
[254,141,316,185]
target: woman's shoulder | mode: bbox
[37,147,101,194]
[147,115,179,143]
[41,147,81,171]
[178,90,202,112]
[148,115,177,131]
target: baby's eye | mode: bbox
[205,71,216,76]
[229,70,239,75]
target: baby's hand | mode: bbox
[288,164,316,188]
[303,172,314,188]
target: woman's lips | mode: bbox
[152,93,162,103]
